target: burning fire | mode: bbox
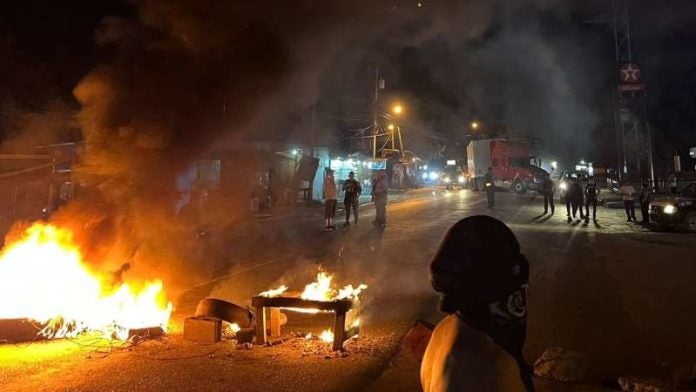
[262,272,367,303]
[0,223,172,340]
[319,329,334,343]
[304,330,335,344]
[229,323,241,335]
[259,285,288,298]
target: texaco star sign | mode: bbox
[620,63,641,83]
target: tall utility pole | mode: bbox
[613,0,632,179]
[612,0,632,64]
[371,65,381,158]
[587,0,654,184]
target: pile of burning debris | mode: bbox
[0,223,172,343]
[186,272,367,352]
[0,222,367,356]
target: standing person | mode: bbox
[342,171,362,226]
[584,176,600,222]
[484,167,496,209]
[639,182,651,224]
[323,169,337,230]
[567,177,585,221]
[372,170,388,226]
[619,180,637,222]
[422,216,533,392]
[541,172,555,214]
[564,175,574,222]
[668,172,678,194]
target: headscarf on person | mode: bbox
[429,215,533,391]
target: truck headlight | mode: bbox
[559,182,567,191]
[663,205,676,214]
[443,177,451,184]
[458,176,465,184]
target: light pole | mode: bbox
[387,124,396,150]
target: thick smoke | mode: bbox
[49,0,605,292]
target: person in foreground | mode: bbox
[421,215,534,392]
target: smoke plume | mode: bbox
[49,0,606,291]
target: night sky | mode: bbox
[1,0,695,168]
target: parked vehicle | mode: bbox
[649,182,696,232]
[466,139,547,194]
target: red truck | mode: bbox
[466,139,548,194]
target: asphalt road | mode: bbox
[1,188,694,391]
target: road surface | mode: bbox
[1,188,694,391]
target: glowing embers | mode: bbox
[0,223,172,342]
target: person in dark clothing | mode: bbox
[484,167,495,209]
[584,177,600,222]
[566,177,584,222]
[564,176,573,222]
[572,180,585,221]
[423,216,534,392]
[342,171,362,226]
[541,173,555,214]
[371,170,388,226]
[639,182,651,224]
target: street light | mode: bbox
[392,104,403,115]
[470,121,479,130]
[387,124,395,131]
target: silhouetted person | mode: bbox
[567,177,584,221]
[541,173,555,214]
[323,169,337,230]
[584,176,599,222]
[668,172,678,194]
[342,171,361,226]
[422,216,533,392]
[372,170,388,226]
[639,182,651,224]
[485,167,495,209]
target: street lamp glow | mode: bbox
[392,104,403,115]
[387,124,395,131]
[470,121,479,130]
[292,149,299,156]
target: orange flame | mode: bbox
[0,223,172,340]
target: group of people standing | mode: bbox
[486,168,602,224]
[323,169,388,230]
[555,175,600,223]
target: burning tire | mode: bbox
[195,298,254,328]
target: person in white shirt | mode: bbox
[619,181,637,222]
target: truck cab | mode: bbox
[467,139,547,194]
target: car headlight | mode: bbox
[663,205,676,214]
[458,176,465,184]
[429,171,439,181]
[443,177,451,183]
[559,182,567,190]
